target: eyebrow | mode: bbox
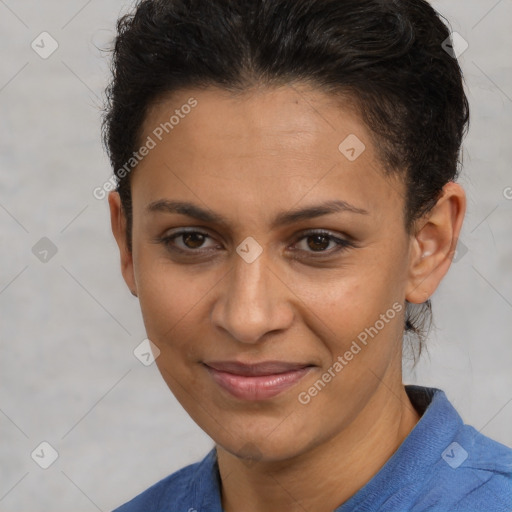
[145,199,369,229]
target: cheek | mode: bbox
[288,261,407,390]
[293,276,405,419]
[134,252,216,354]
[295,265,400,339]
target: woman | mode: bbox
[102,0,512,510]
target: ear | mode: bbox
[108,191,138,297]
[405,182,466,303]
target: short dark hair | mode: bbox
[101,0,470,360]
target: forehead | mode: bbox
[142,84,367,162]
[132,84,405,227]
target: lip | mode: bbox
[203,361,314,401]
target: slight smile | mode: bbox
[203,361,315,401]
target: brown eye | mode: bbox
[182,232,207,249]
[159,230,218,253]
[292,230,355,256]
[306,234,331,252]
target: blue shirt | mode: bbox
[113,385,512,511]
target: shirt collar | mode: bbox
[335,385,462,511]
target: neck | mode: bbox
[217,382,421,512]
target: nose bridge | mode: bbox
[233,252,267,302]
[212,247,293,344]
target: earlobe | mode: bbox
[405,182,466,304]
[108,191,138,297]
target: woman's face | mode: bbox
[111,84,424,462]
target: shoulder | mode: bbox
[430,424,512,511]
[371,386,512,512]
[410,388,512,511]
[112,449,217,512]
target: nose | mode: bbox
[210,249,294,344]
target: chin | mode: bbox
[216,422,316,465]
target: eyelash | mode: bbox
[156,228,356,258]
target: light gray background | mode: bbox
[0,1,511,511]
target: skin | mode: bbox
[109,83,466,512]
